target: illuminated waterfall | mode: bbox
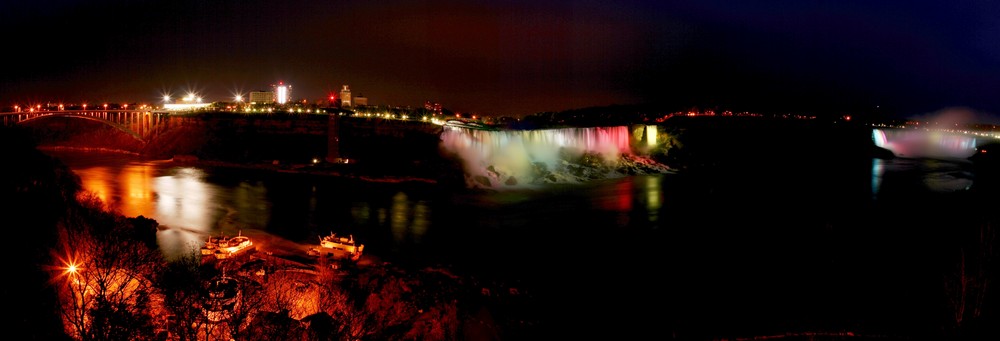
[873,128,979,159]
[440,126,636,188]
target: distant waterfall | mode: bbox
[440,126,636,188]
[873,128,978,159]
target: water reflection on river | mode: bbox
[45,149,684,274]
[47,148,978,265]
[42,147,986,337]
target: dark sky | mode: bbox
[3,0,1000,121]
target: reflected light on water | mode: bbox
[391,192,409,244]
[154,167,216,231]
[153,167,219,259]
[390,192,429,245]
[645,175,662,223]
[234,181,269,229]
[872,158,884,199]
[72,162,223,260]
[77,166,112,206]
[121,164,154,217]
[351,202,371,225]
[412,201,429,242]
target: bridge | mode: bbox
[1,110,171,143]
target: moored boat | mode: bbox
[200,235,228,255]
[308,232,364,260]
[201,231,254,259]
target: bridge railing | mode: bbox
[1,110,172,142]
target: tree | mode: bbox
[158,251,212,341]
[52,202,165,341]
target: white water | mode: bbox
[873,128,979,159]
[439,125,638,188]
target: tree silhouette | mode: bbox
[52,194,164,340]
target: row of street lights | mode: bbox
[9,103,144,113]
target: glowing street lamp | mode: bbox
[163,95,171,103]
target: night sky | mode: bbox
[3,0,1000,121]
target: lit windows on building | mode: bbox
[249,91,274,104]
[274,82,291,104]
[340,85,352,107]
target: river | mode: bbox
[41,143,987,338]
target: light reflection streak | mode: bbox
[645,175,661,223]
[151,167,220,259]
[72,162,226,260]
[389,192,429,245]
[77,166,111,205]
[120,164,154,218]
[351,202,371,225]
[234,181,269,228]
[391,192,409,244]
[153,167,216,230]
[871,158,884,199]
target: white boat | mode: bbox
[201,231,254,259]
[309,232,364,260]
[200,234,228,255]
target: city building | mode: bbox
[249,91,274,104]
[354,94,368,106]
[273,82,291,104]
[340,85,352,107]
[424,101,443,115]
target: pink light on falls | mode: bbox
[440,126,633,188]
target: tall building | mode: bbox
[273,82,292,104]
[339,85,352,107]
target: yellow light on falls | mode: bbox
[646,125,658,146]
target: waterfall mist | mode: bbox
[440,125,670,189]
